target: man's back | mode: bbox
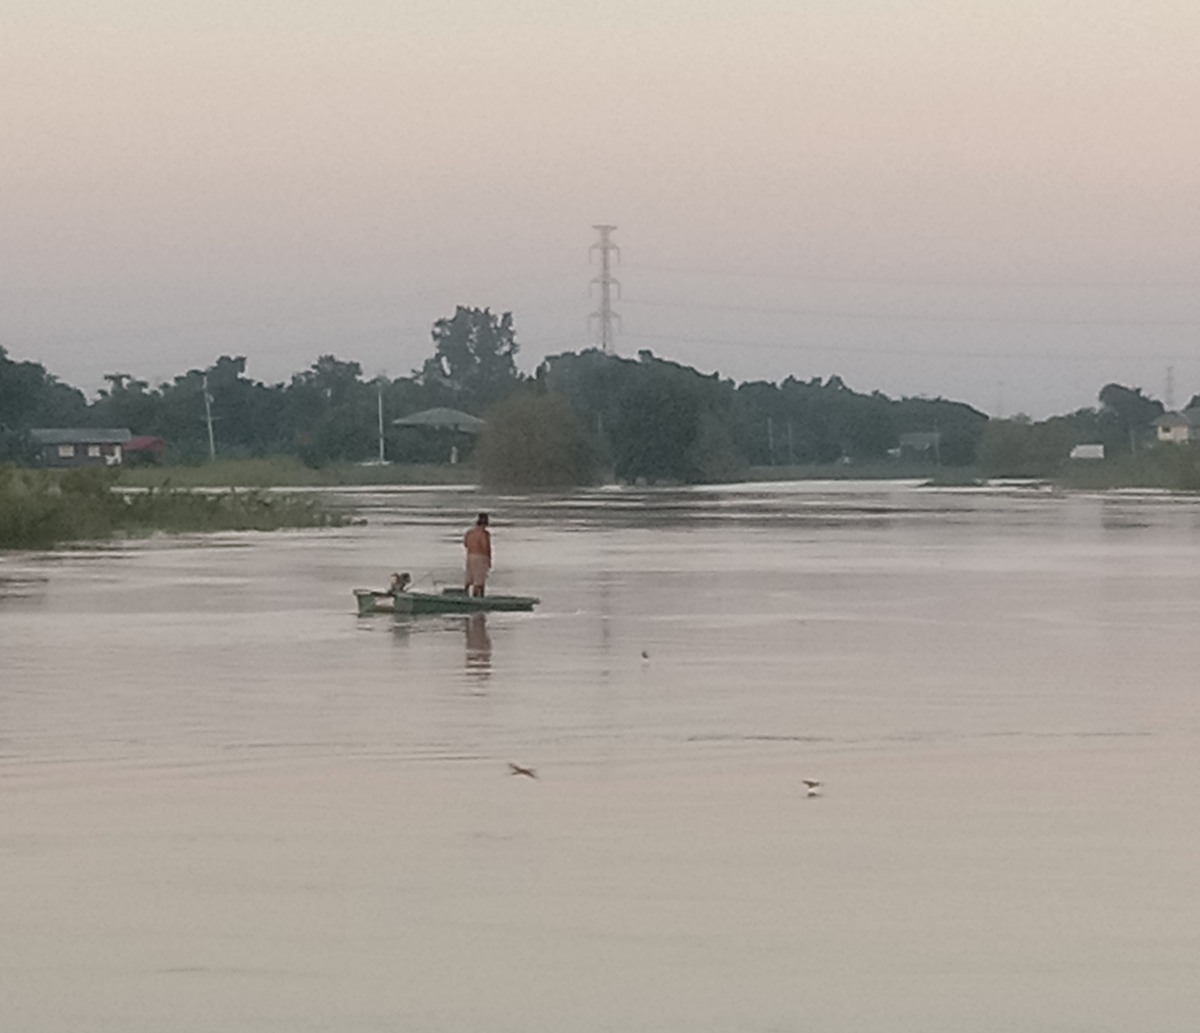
[464,524,491,559]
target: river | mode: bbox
[2,481,1198,1031]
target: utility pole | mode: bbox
[376,380,386,463]
[1165,365,1176,410]
[202,372,216,462]
[589,224,621,353]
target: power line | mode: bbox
[623,296,1200,328]
[622,330,1200,365]
[623,261,1200,291]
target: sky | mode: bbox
[3,0,1199,417]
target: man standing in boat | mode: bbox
[463,512,491,597]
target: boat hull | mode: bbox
[354,589,539,616]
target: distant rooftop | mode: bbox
[1153,408,1200,427]
[31,428,132,445]
[393,407,485,434]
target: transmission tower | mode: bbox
[589,224,621,353]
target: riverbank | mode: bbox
[744,462,981,484]
[116,457,478,489]
[0,466,346,550]
[1056,446,1200,491]
[119,457,969,490]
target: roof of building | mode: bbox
[1153,409,1200,427]
[30,428,132,445]
[126,435,166,452]
[898,431,941,448]
[392,407,485,433]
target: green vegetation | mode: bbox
[419,306,523,411]
[476,389,600,490]
[8,308,1200,492]
[1,321,993,487]
[0,466,345,550]
[545,350,985,483]
[117,458,475,489]
[980,416,1079,478]
[1058,444,1200,492]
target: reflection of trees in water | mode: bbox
[465,614,491,678]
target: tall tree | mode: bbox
[419,307,522,411]
[1098,383,1163,455]
[0,346,88,431]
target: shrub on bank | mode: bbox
[476,390,601,490]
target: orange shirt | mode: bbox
[464,525,491,560]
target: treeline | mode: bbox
[542,350,985,482]
[978,383,1174,478]
[2,306,1188,485]
[0,307,524,467]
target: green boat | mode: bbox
[354,587,540,617]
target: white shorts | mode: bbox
[466,553,490,588]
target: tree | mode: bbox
[0,345,88,432]
[980,416,1076,476]
[611,373,702,482]
[284,356,374,465]
[1098,383,1163,455]
[476,390,599,489]
[419,307,522,411]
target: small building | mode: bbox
[393,407,485,464]
[30,428,132,468]
[393,407,486,434]
[896,431,941,460]
[1153,410,1200,444]
[1069,443,1105,461]
[124,435,167,464]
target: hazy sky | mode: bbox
[4,0,1199,416]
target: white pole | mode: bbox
[203,372,216,462]
[377,381,385,463]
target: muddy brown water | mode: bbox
[3,482,1199,1031]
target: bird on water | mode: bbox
[803,779,822,798]
[508,762,538,779]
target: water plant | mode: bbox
[0,465,347,550]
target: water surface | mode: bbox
[3,482,1199,1031]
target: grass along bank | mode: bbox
[0,466,346,550]
[1056,445,1200,491]
[116,457,477,489]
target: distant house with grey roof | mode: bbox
[1153,409,1200,444]
[30,428,131,467]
